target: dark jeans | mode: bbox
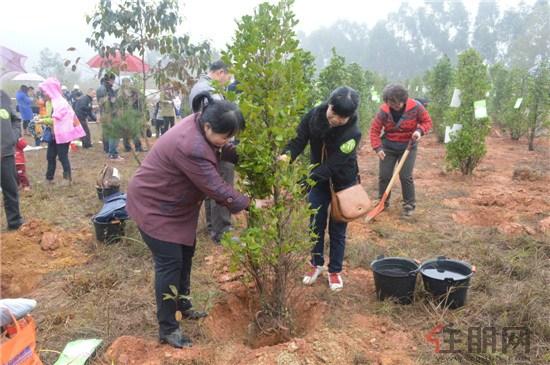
[154,119,164,137]
[46,142,71,180]
[22,120,30,131]
[140,229,195,337]
[205,161,234,239]
[378,146,417,208]
[79,117,92,148]
[1,155,23,228]
[309,181,347,273]
[163,116,175,134]
[123,137,143,152]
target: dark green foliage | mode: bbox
[222,0,316,332]
[445,49,491,175]
[426,55,454,142]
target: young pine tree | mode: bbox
[526,59,550,151]
[427,55,454,142]
[445,49,491,175]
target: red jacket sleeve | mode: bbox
[369,111,384,152]
[17,138,27,150]
[416,105,432,135]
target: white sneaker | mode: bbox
[328,272,343,291]
[303,265,324,285]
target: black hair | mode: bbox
[382,84,408,104]
[209,60,228,72]
[20,85,28,92]
[328,86,359,118]
[192,91,245,137]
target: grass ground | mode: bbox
[1,123,549,364]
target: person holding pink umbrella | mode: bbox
[38,77,86,185]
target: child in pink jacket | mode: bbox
[38,77,85,184]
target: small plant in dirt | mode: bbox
[525,59,550,151]
[445,49,491,175]
[223,0,316,342]
[426,55,454,142]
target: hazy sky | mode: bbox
[0,0,527,73]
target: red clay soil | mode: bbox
[106,268,416,365]
[359,133,550,235]
[104,133,548,364]
[0,219,93,297]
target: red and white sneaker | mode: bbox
[328,272,343,291]
[303,264,324,285]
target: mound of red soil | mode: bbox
[1,219,93,297]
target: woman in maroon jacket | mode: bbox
[127,92,251,348]
[369,84,432,217]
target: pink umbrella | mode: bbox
[87,51,149,73]
[0,46,27,76]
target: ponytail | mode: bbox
[192,91,245,137]
[191,91,214,113]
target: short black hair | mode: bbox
[192,91,245,137]
[20,85,28,92]
[383,84,408,104]
[209,60,228,72]
[328,86,359,118]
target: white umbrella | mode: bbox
[12,72,45,82]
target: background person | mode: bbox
[1,90,24,230]
[369,84,432,217]
[188,60,234,243]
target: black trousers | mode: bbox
[204,161,234,238]
[140,229,195,337]
[378,146,418,207]
[46,142,71,180]
[1,155,23,229]
[77,114,92,148]
[162,116,175,135]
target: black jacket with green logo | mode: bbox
[285,103,362,191]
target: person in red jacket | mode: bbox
[15,137,30,191]
[369,84,432,217]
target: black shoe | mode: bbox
[7,222,23,231]
[182,308,208,320]
[160,330,192,348]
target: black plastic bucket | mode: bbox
[92,218,125,244]
[420,256,474,309]
[370,256,419,305]
[96,185,120,200]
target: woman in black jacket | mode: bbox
[283,86,361,291]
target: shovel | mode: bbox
[365,139,414,222]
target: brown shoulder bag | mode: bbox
[323,145,371,222]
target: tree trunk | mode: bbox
[141,52,151,151]
[528,128,535,151]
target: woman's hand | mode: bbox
[377,150,386,160]
[412,130,422,142]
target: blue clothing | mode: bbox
[15,90,33,121]
[308,181,347,273]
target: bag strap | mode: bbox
[322,143,362,191]
[322,144,336,193]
